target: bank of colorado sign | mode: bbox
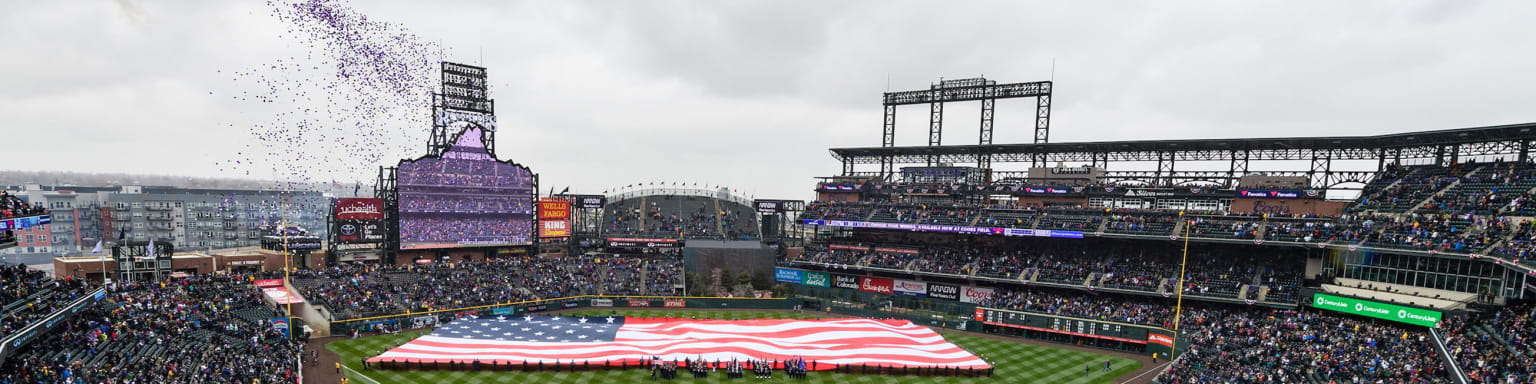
[1310,293,1442,328]
[832,274,860,290]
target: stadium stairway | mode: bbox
[1022,267,1039,282]
[1356,167,1419,212]
[1471,323,1520,354]
[1429,327,1473,384]
[1405,167,1479,215]
[1094,217,1109,233]
[712,198,725,236]
[1496,181,1536,216]
[1171,219,1187,237]
[638,196,649,230]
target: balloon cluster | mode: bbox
[220,0,444,195]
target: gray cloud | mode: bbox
[3,0,1535,201]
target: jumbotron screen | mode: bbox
[397,126,534,249]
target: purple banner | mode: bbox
[801,219,1083,239]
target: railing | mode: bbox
[0,287,107,363]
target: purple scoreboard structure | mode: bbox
[380,62,539,257]
[396,125,535,249]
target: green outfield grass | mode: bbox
[327,309,1142,384]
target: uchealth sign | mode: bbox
[1311,292,1442,328]
[859,277,894,294]
[832,274,860,290]
[1147,333,1175,347]
[960,286,995,304]
[893,279,927,297]
[803,272,830,287]
[628,300,651,307]
[927,283,960,301]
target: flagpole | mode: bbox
[282,192,292,337]
[1170,218,1191,360]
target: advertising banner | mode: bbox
[261,285,304,305]
[803,272,830,287]
[754,200,781,213]
[253,279,285,288]
[538,199,572,220]
[628,300,651,307]
[606,238,681,248]
[960,286,995,304]
[873,247,921,255]
[561,301,580,309]
[832,274,860,290]
[774,268,804,284]
[590,299,614,307]
[538,198,572,239]
[335,198,384,220]
[271,318,290,339]
[893,279,928,297]
[927,283,960,301]
[539,219,571,238]
[577,195,607,209]
[858,277,894,294]
[1238,190,1303,199]
[801,219,1084,239]
[664,300,686,308]
[1310,293,1442,328]
[1147,333,1175,347]
[492,307,515,315]
[829,244,870,251]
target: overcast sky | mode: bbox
[4,0,1535,201]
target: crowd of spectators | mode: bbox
[1,264,92,339]
[399,194,529,214]
[802,202,876,221]
[1,191,46,218]
[1161,307,1450,383]
[1361,212,1502,252]
[602,196,758,240]
[0,273,302,384]
[293,254,683,320]
[798,237,1306,303]
[982,287,1175,327]
[1441,302,1535,383]
[399,216,533,246]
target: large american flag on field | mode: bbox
[368,315,990,370]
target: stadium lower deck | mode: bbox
[4,153,1536,383]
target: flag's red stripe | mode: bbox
[366,356,990,370]
[398,337,967,354]
[616,324,939,340]
[379,346,988,365]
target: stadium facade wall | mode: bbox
[1015,195,1090,207]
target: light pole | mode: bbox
[1169,219,1192,360]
